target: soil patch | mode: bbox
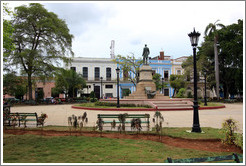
[3,129,242,153]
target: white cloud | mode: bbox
[3,1,245,59]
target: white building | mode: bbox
[67,57,117,99]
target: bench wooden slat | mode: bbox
[103,121,149,124]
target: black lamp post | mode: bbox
[188,28,201,133]
[162,78,164,95]
[116,67,120,108]
[100,77,103,99]
[203,70,207,106]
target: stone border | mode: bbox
[71,105,225,111]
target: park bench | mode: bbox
[97,114,150,130]
[4,112,43,127]
[164,153,243,163]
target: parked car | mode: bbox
[44,97,54,104]
[4,97,20,104]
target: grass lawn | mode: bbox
[3,133,233,163]
[159,127,225,139]
[199,102,224,107]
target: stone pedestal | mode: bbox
[126,65,169,99]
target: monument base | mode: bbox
[125,65,169,100]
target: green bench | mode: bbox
[165,153,243,163]
[97,114,150,130]
[4,112,42,127]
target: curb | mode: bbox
[72,105,225,111]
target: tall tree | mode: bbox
[54,69,86,98]
[113,54,143,87]
[153,73,167,91]
[9,3,74,100]
[218,19,243,98]
[204,20,225,100]
[3,3,15,65]
[169,74,187,97]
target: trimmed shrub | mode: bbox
[176,88,186,98]
[221,118,238,145]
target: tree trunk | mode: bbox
[214,37,220,100]
[28,73,33,100]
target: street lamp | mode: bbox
[203,70,208,106]
[188,28,201,133]
[100,77,103,99]
[162,78,164,95]
[116,67,120,108]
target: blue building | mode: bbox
[118,51,187,98]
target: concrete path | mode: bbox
[10,103,244,132]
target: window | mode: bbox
[105,85,113,89]
[70,67,76,71]
[106,68,111,81]
[105,93,113,98]
[83,67,88,80]
[164,89,169,96]
[164,70,169,81]
[177,70,181,75]
[95,67,100,81]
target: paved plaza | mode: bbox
[10,103,244,132]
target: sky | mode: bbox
[4,1,245,60]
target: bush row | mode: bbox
[94,101,152,108]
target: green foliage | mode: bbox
[90,98,98,102]
[51,88,61,98]
[94,101,152,108]
[3,72,27,99]
[153,73,167,91]
[187,91,193,98]
[234,133,243,150]
[113,54,143,86]
[170,74,186,97]
[221,118,237,145]
[55,69,86,98]
[183,20,243,99]
[89,91,96,99]
[218,19,243,98]
[122,89,131,97]
[176,88,186,98]
[9,3,74,100]
[3,3,15,64]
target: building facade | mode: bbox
[66,57,118,99]
[68,51,194,99]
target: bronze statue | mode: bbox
[142,44,150,65]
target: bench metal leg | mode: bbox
[233,153,240,163]
[167,157,173,163]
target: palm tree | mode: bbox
[205,20,225,100]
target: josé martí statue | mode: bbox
[142,44,150,65]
